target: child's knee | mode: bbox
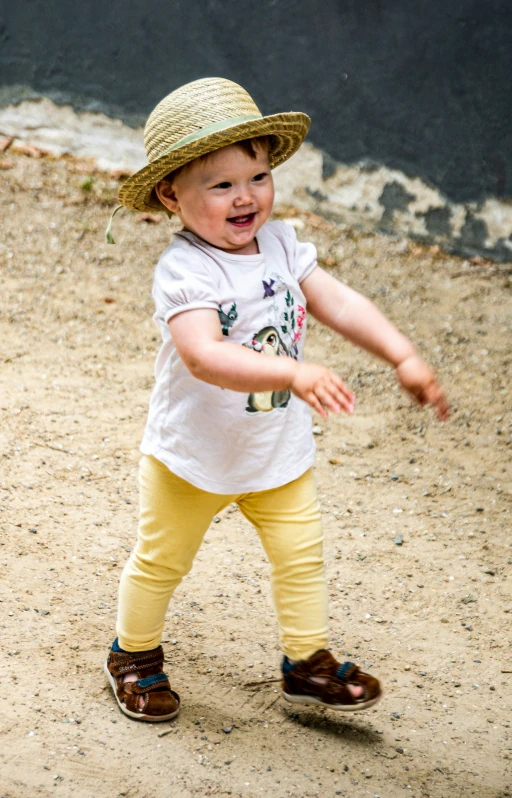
[272,553,326,584]
[128,549,191,585]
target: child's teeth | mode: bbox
[230,214,252,222]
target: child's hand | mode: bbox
[395,354,449,420]
[290,363,355,418]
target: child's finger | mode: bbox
[328,383,355,414]
[317,380,355,414]
[330,373,356,403]
[308,392,328,418]
[315,385,342,414]
[436,398,450,421]
[428,385,450,420]
[415,381,449,420]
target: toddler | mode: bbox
[105,78,448,722]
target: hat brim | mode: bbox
[118,111,310,213]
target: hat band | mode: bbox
[154,114,263,161]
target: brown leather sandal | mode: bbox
[104,643,180,722]
[281,649,382,711]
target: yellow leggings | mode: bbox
[117,455,328,660]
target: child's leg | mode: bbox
[117,455,235,652]
[238,469,381,711]
[237,468,328,661]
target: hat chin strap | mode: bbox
[156,114,262,159]
[105,204,124,245]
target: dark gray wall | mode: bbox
[1,0,511,204]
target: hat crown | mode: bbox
[144,78,262,164]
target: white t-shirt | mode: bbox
[140,220,318,494]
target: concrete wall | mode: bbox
[1,0,511,259]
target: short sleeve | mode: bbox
[293,232,318,283]
[153,246,220,324]
[267,221,318,283]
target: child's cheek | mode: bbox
[204,196,225,222]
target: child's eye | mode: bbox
[252,173,268,182]
[214,181,231,189]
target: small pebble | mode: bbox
[223,726,232,734]
[213,516,221,523]
[483,568,496,576]
[394,534,403,546]
[312,426,323,435]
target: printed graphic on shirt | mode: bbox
[262,274,306,358]
[244,327,291,413]
[262,278,275,297]
[218,302,238,336]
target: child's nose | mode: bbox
[233,185,254,206]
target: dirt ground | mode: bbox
[0,150,511,798]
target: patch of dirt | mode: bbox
[0,151,511,798]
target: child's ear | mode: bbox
[155,179,179,213]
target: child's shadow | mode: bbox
[181,698,381,751]
[280,706,382,747]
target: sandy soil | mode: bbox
[0,150,511,798]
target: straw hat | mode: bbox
[118,77,310,213]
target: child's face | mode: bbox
[156,142,274,255]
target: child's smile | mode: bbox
[227,211,257,229]
[156,142,274,255]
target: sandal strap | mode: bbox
[109,647,164,677]
[131,673,170,694]
[336,661,357,682]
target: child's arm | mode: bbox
[168,309,355,418]
[301,267,449,420]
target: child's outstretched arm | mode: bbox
[301,267,449,420]
[168,309,355,418]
